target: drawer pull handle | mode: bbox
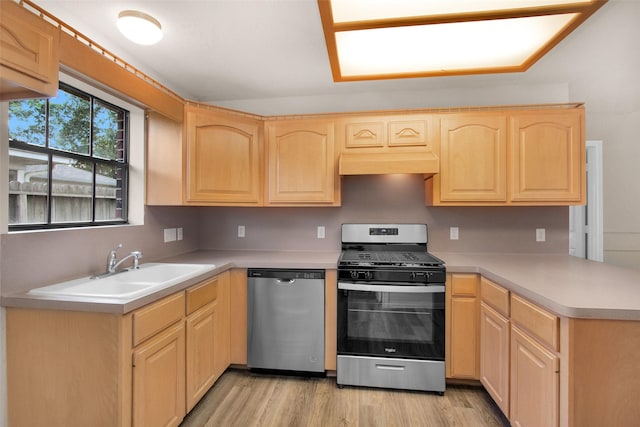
[375,364,406,371]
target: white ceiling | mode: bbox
[33,0,611,106]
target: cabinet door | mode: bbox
[146,111,184,205]
[186,302,217,412]
[266,119,337,204]
[229,269,248,365]
[439,114,507,202]
[510,325,559,427]
[446,274,480,379]
[133,322,186,427]
[0,1,59,100]
[185,106,262,204]
[213,271,231,379]
[510,110,584,203]
[480,302,510,417]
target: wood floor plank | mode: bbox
[180,369,509,427]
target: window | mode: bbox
[8,82,129,230]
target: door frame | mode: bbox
[569,140,603,261]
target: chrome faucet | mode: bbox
[92,244,143,279]
[111,250,143,273]
[106,243,123,273]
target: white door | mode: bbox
[569,140,603,261]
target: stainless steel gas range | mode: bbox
[336,223,446,394]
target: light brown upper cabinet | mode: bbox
[146,111,184,205]
[184,105,263,205]
[339,113,434,152]
[265,118,340,205]
[0,1,59,100]
[426,106,585,206]
[510,110,584,203]
[436,113,508,202]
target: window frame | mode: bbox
[8,82,130,231]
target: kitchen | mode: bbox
[1,1,640,426]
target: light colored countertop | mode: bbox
[3,249,640,321]
[0,250,340,314]
[436,252,640,321]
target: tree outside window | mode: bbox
[7,83,129,229]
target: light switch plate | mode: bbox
[536,228,546,242]
[450,227,459,240]
[164,228,177,243]
[317,226,325,239]
[238,225,245,238]
[177,228,183,241]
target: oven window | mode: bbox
[348,291,435,342]
[338,287,445,360]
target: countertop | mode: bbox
[3,249,640,321]
[0,250,340,314]
[436,252,640,321]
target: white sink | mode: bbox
[28,263,216,299]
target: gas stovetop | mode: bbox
[338,224,445,284]
[338,250,444,267]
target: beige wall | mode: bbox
[589,110,640,269]
[0,206,200,295]
[198,174,569,255]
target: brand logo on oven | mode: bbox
[384,347,397,353]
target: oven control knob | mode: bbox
[364,271,372,280]
[350,270,358,279]
[410,272,416,280]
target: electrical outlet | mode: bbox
[450,227,459,240]
[177,228,183,241]
[164,228,177,242]
[536,228,546,242]
[238,225,245,238]
[317,226,325,239]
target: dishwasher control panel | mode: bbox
[248,269,325,280]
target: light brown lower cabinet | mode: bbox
[6,272,231,427]
[510,324,559,427]
[479,302,510,416]
[185,272,230,406]
[446,273,480,380]
[478,278,560,426]
[186,301,218,411]
[133,322,186,427]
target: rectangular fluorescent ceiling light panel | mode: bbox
[318,0,607,81]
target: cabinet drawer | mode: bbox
[186,277,218,315]
[450,274,478,297]
[511,294,559,351]
[481,277,510,316]
[388,119,428,147]
[345,121,384,148]
[133,293,185,347]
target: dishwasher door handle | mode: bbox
[275,278,296,285]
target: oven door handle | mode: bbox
[338,282,445,293]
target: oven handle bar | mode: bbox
[338,282,445,293]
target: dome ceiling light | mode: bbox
[117,10,163,45]
[317,0,608,82]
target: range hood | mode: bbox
[339,152,439,176]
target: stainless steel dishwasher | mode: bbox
[247,269,325,374]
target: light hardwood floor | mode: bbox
[180,369,509,427]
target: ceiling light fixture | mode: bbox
[317,0,607,82]
[117,10,163,45]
